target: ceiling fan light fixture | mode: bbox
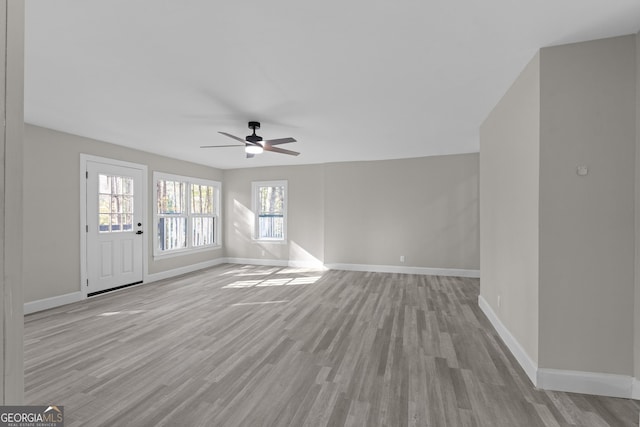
[245,144,263,155]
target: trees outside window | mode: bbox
[252,180,287,241]
[154,172,221,256]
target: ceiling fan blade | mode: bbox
[263,137,296,146]
[218,131,247,144]
[246,152,255,159]
[264,146,300,156]
[200,144,243,148]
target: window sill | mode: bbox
[253,238,287,245]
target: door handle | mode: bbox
[136,230,143,235]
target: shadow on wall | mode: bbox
[232,198,279,259]
[232,198,324,266]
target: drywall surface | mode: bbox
[636,30,640,382]
[324,154,479,269]
[224,153,478,271]
[2,0,24,404]
[23,125,224,303]
[223,164,325,265]
[479,53,540,365]
[539,35,635,375]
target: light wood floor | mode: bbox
[25,264,639,426]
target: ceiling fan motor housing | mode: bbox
[247,121,263,144]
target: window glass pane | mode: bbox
[99,174,135,233]
[122,214,133,231]
[99,195,110,214]
[116,176,125,195]
[258,216,284,239]
[192,217,214,247]
[258,185,284,215]
[111,214,122,232]
[191,184,214,215]
[154,174,219,254]
[123,178,134,195]
[99,175,110,194]
[122,196,133,214]
[157,180,186,214]
[99,214,110,232]
[111,196,121,213]
[158,216,187,251]
[257,184,285,239]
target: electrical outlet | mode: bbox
[400,255,405,263]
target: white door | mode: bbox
[86,161,144,296]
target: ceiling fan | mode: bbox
[200,121,299,158]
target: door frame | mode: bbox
[80,154,148,299]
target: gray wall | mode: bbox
[1,0,24,404]
[25,124,480,304]
[324,155,478,268]
[538,35,635,375]
[223,154,479,270]
[223,165,325,265]
[636,30,640,382]
[479,53,540,364]
[24,125,224,303]
[481,34,637,379]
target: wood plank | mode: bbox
[23,265,640,426]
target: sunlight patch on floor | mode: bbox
[222,276,321,289]
[97,310,145,317]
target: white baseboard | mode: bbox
[632,378,640,400]
[477,295,538,386]
[537,369,633,399]
[24,291,83,315]
[325,263,480,278]
[224,257,326,269]
[478,295,640,400]
[224,259,479,277]
[145,258,227,283]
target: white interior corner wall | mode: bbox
[479,52,541,376]
[538,35,635,379]
[481,34,638,399]
[1,0,24,405]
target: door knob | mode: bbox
[136,230,143,235]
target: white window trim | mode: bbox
[153,172,222,258]
[252,180,288,242]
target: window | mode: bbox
[154,172,221,256]
[98,174,134,233]
[252,180,287,241]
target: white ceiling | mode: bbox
[25,1,640,170]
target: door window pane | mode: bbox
[98,174,134,233]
